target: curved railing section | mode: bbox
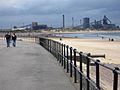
[36,36,120,90]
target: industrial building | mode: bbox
[90,15,116,29]
[83,18,90,29]
[32,22,48,30]
[81,15,117,30]
[32,22,38,28]
[12,22,48,31]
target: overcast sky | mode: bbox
[0,0,120,28]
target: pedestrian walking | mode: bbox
[12,33,17,47]
[5,32,11,47]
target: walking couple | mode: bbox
[5,32,17,47]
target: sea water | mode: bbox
[55,31,120,40]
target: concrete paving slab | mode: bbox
[0,40,76,90]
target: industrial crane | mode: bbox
[103,15,111,25]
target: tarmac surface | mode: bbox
[0,39,76,90]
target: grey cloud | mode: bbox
[0,0,120,16]
[0,0,120,28]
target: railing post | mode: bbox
[56,42,58,58]
[54,41,56,56]
[70,47,73,77]
[48,39,50,51]
[43,38,45,47]
[46,39,48,49]
[79,52,83,90]
[51,40,53,54]
[40,38,42,45]
[39,37,40,45]
[56,42,59,60]
[46,39,47,49]
[50,40,51,53]
[66,45,69,73]
[48,39,49,51]
[96,60,100,89]
[54,41,57,58]
[57,42,59,61]
[61,44,64,66]
[64,44,66,69]
[74,49,77,83]
[59,43,61,63]
[113,67,119,90]
[49,39,51,52]
[86,53,90,90]
[53,41,55,55]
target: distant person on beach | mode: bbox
[60,38,62,41]
[102,37,104,39]
[109,38,114,42]
[12,33,17,47]
[5,32,11,47]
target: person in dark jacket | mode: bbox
[5,33,11,47]
[12,33,17,47]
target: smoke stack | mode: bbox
[72,17,74,28]
[63,15,65,29]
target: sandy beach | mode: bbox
[51,37,120,65]
[51,37,120,90]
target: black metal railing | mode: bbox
[36,37,120,90]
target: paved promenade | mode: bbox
[0,39,76,90]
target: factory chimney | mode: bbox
[72,17,74,28]
[63,15,65,29]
